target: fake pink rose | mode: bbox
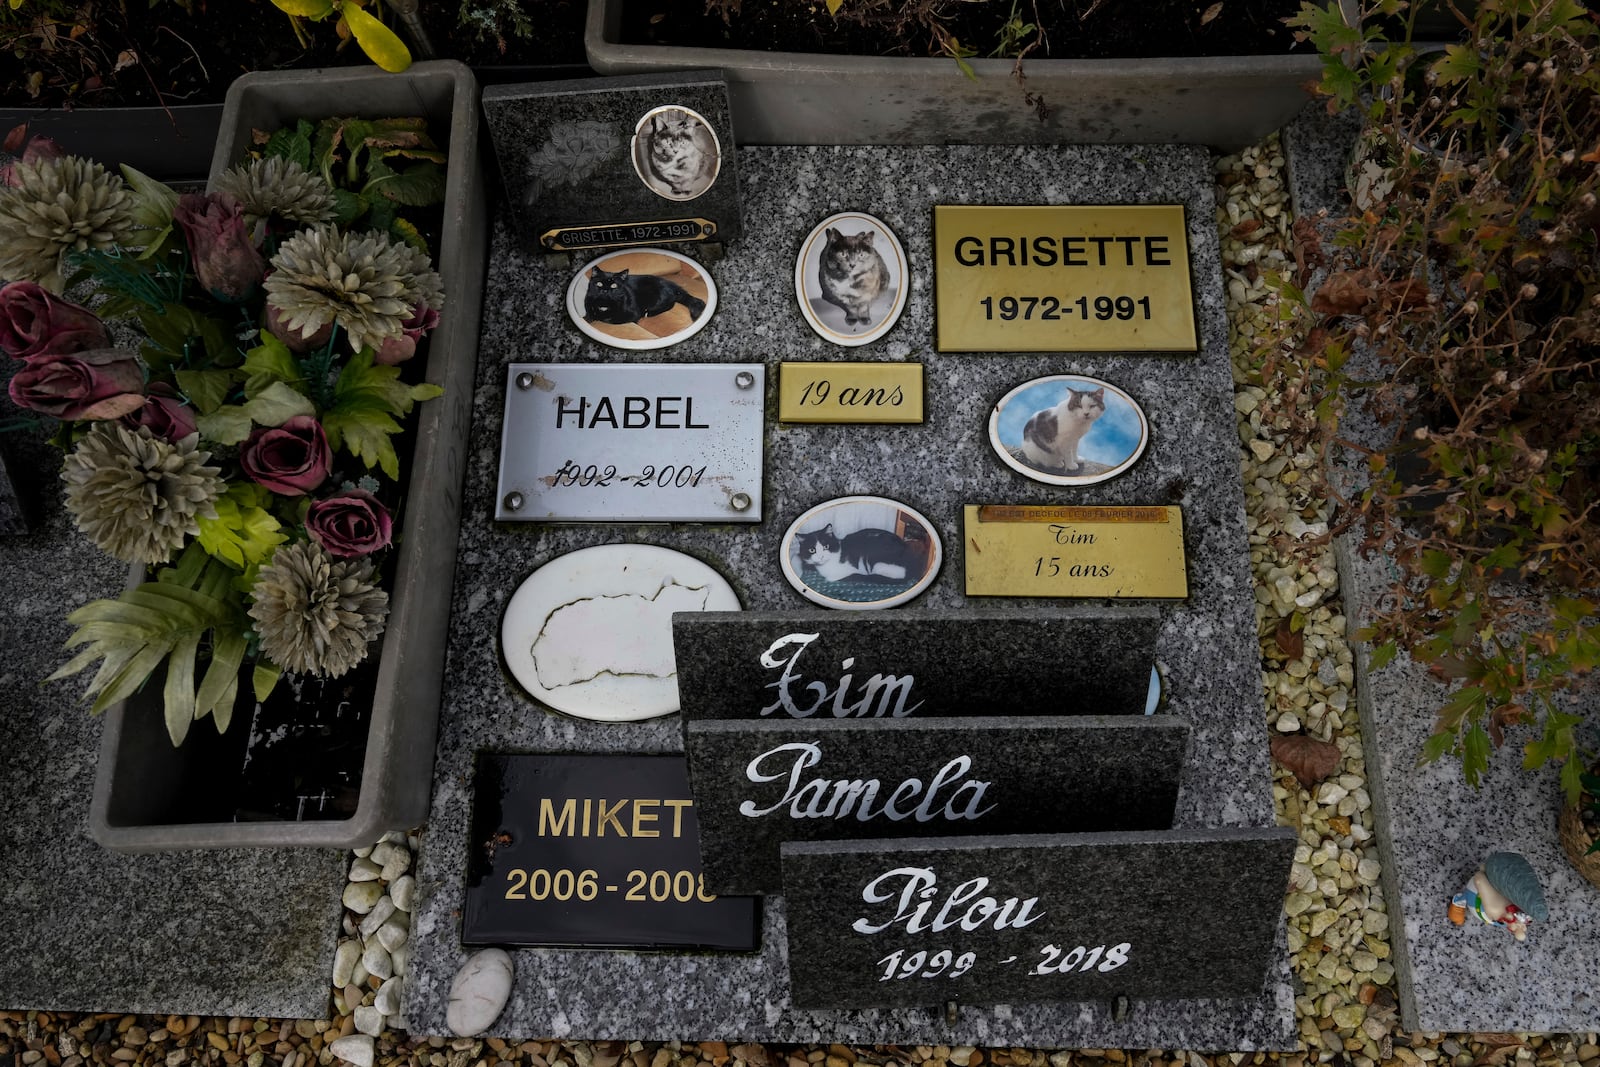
[263,299,333,354]
[173,192,266,302]
[240,415,330,497]
[305,490,393,558]
[7,347,144,420]
[0,281,111,360]
[121,383,197,443]
[374,304,441,366]
[0,127,65,187]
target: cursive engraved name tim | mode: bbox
[759,632,924,718]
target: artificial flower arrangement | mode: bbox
[0,117,449,747]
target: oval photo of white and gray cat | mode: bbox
[631,105,721,201]
[988,374,1150,486]
[794,212,909,348]
[780,495,942,611]
[566,247,717,351]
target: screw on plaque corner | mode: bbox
[516,372,535,390]
[730,492,752,512]
[735,370,755,390]
[1112,994,1130,1023]
[944,1000,958,1025]
[503,492,524,512]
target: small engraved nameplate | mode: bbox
[777,363,924,424]
[541,218,719,252]
[963,504,1188,598]
[496,363,764,523]
[934,205,1197,353]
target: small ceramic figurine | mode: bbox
[1448,851,1549,941]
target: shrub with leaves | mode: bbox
[0,120,448,746]
[270,0,413,72]
[1284,0,1600,801]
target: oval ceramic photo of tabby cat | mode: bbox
[794,212,909,347]
[566,247,717,351]
[631,105,721,201]
[780,495,942,610]
[988,374,1150,486]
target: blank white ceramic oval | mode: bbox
[501,544,740,721]
[794,212,909,348]
[988,373,1150,486]
[566,247,717,351]
[780,495,941,610]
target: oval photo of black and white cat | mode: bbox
[565,247,717,351]
[794,212,909,348]
[988,374,1150,486]
[631,105,721,201]
[780,495,942,611]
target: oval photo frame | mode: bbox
[501,544,741,722]
[780,495,941,611]
[566,247,717,351]
[988,374,1150,486]
[631,104,722,202]
[794,212,909,348]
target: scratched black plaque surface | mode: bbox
[463,754,760,949]
[782,828,1296,1010]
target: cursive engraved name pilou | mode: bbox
[853,866,1045,934]
[737,742,996,823]
[759,633,925,718]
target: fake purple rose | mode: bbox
[121,383,197,444]
[7,347,145,420]
[173,192,266,302]
[305,490,394,559]
[0,281,111,360]
[263,298,333,354]
[0,128,64,187]
[374,304,441,366]
[240,415,330,497]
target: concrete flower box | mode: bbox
[88,60,487,851]
[584,0,1325,148]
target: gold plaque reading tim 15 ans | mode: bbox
[964,504,1188,599]
[778,362,924,424]
[934,205,1197,353]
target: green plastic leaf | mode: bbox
[195,484,288,569]
[244,381,316,427]
[120,164,180,254]
[196,629,246,728]
[174,369,237,415]
[196,405,253,446]
[252,661,283,704]
[162,630,201,745]
[341,1,412,72]
[242,334,302,399]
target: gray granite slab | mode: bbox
[782,828,1296,1010]
[406,143,1292,1047]
[0,425,344,1017]
[0,437,38,535]
[674,609,1160,721]
[1285,104,1600,1033]
[687,716,1189,894]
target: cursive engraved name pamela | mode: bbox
[759,632,924,718]
[737,742,996,822]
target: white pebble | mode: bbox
[359,897,397,938]
[369,842,400,868]
[352,959,370,986]
[352,845,374,859]
[362,940,394,981]
[1276,712,1302,733]
[377,916,409,952]
[446,948,514,1036]
[329,1036,374,1067]
[1317,782,1348,806]
[342,882,383,914]
[375,976,404,1017]
[390,943,410,976]
[348,858,383,882]
[381,851,411,882]
[332,938,361,987]
[353,1005,384,1037]
[391,875,415,912]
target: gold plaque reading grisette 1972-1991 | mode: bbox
[934,205,1197,353]
[963,504,1188,599]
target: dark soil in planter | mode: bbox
[621,0,1312,58]
[3,0,588,110]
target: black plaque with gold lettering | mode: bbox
[462,754,761,949]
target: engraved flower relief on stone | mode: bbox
[524,120,625,203]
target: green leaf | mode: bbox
[196,405,253,446]
[196,628,246,727]
[263,121,315,170]
[1461,723,1491,788]
[174,369,237,415]
[252,661,282,704]
[271,0,335,15]
[1420,729,1456,764]
[365,161,446,207]
[330,188,366,227]
[326,407,404,479]
[242,334,302,398]
[1430,44,1480,86]
[120,164,179,253]
[244,381,316,427]
[162,630,201,745]
[390,217,428,254]
[1369,639,1397,671]
[341,0,411,71]
[195,484,288,569]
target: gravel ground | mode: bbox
[4,136,1597,1067]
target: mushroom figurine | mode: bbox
[1447,851,1549,941]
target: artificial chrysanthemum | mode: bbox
[213,157,337,234]
[60,424,224,565]
[263,225,442,355]
[0,156,136,292]
[248,540,389,679]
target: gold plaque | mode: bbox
[934,205,1197,353]
[778,362,924,424]
[540,218,718,251]
[963,504,1188,598]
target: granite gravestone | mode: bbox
[462,754,759,949]
[686,716,1189,894]
[672,610,1160,721]
[781,827,1297,1010]
[482,71,742,253]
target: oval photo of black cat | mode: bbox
[988,374,1150,487]
[566,247,717,351]
[795,212,909,348]
[780,495,942,611]
[631,105,721,202]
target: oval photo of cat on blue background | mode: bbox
[631,105,721,202]
[780,495,942,610]
[565,247,717,351]
[795,212,909,348]
[988,374,1150,486]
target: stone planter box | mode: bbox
[88,60,487,852]
[584,0,1325,148]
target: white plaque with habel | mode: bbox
[496,363,765,523]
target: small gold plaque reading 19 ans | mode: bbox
[934,205,1197,353]
[778,362,924,424]
[964,504,1188,599]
